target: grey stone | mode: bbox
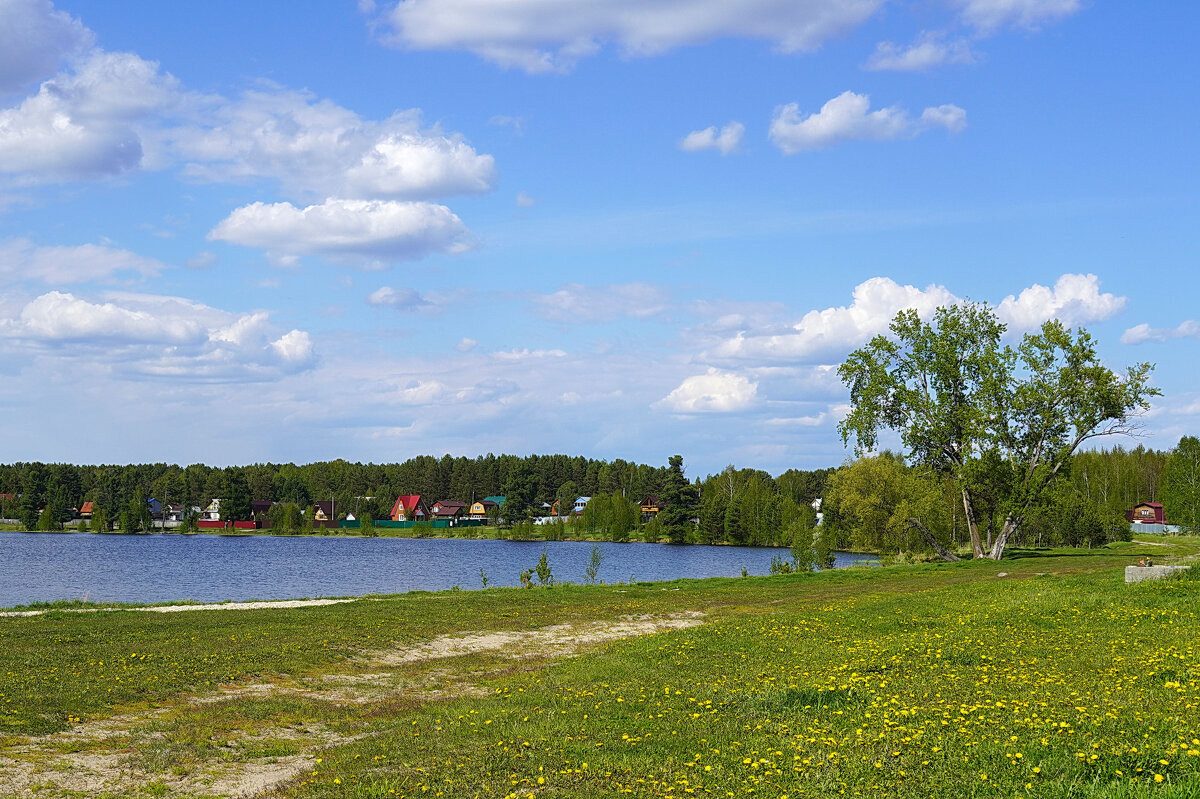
[1125,564,1192,583]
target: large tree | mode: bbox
[838,303,1157,561]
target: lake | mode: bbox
[0,531,877,608]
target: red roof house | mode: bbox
[1127,502,1166,524]
[391,494,430,522]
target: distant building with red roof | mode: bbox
[1127,502,1166,524]
[391,495,430,522]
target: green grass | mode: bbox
[1,537,1197,797]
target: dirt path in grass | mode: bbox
[0,598,357,618]
[0,612,704,798]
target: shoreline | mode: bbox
[0,526,882,555]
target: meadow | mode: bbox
[0,538,1196,798]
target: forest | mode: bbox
[2,438,1197,554]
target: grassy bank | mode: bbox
[1,538,1197,797]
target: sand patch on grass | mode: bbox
[371,611,705,665]
[0,612,704,797]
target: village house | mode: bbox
[468,499,499,520]
[431,500,468,522]
[390,494,430,522]
[1127,502,1166,524]
[311,500,339,529]
[639,495,663,520]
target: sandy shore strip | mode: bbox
[0,598,356,618]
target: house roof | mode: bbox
[80,501,94,513]
[639,495,663,507]
[432,500,468,517]
[483,496,505,505]
[391,494,425,517]
[1134,502,1164,509]
[575,496,591,504]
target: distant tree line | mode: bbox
[0,455,834,544]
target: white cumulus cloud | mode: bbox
[0,50,179,181]
[865,33,974,72]
[367,285,432,311]
[173,94,495,201]
[208,198,473,265]
[0,237,163,283]
[710,277,959,362]
[680,121,744,155]
[994,273,1125,330]
[370,0,885,73]
[1121,321,1200,346]
[0,0,93,95]
[656,368,758,413]
[0,290,316,380]
[769,91,966,153]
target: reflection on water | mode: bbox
[0,531,877,607]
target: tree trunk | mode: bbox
[988,515,1020,560]
[906,517,961,562]
[961,487,985,558]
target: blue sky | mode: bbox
[1,0,1196,478]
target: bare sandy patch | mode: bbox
[372,611,706,665]
[0,598,356,618]
[0,612,704,797]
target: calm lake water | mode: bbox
[0,531,877,608]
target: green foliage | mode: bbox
[359,512,375,537]
[839,303,1158,560]
[584,545,604,584]
[534,549,553,586]
[825,454,952,555]
[1022,486,1132,548]
[479,568,489,588]
[36,505,60,531]
[268,502,304,534]
[641,515,663,543]
[1162,435,1200,530]
[658,455,697,544]
[219,470,253,523]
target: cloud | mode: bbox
[0,50,179,182]
[710,277,959,362]
[955,0,1081,32]
[769,91,966,153]
[679,121,744,155]
[656,368,758,413]
[0,237,164,283]
[492,348,567,360]
[1121,320,1200,346]
[172,92,495,201]
[367,285,441,311]
[208,197,473,265]
[369,0,885,73]
[865,33,974,72]
[527,282,669,324]
[0,15,495,202]
[0,0,93,95]
[0,290,316,380]
[455,337,476,352]
[994,273,1125,330]
[516,191,535,207]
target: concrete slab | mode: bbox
[1125,564,1192,583]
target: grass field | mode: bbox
[1,538,1197,797]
